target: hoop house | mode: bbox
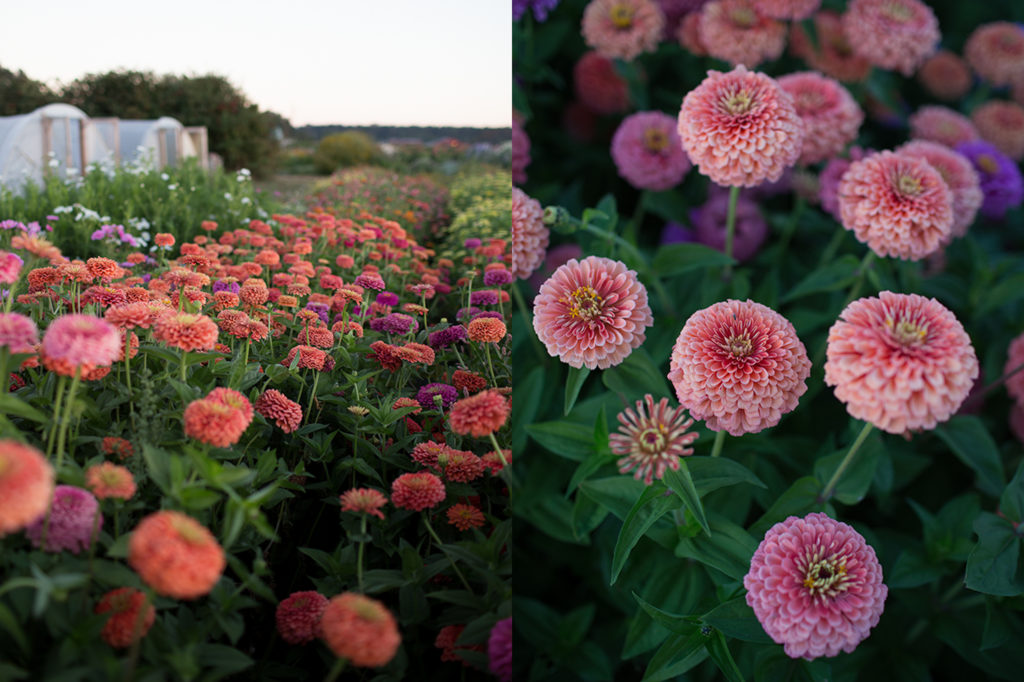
[0,103,113,194]
[107,117,199,169]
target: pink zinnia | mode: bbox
[0,251,23,284]
[0,312,39,353]
[340,488,388,519]
[777,72,862,165]
[668,299,810,436]
[964,22,1024,87]
[581,0,665,62]
[0,440,54,536]
[26,485,102,554]
[41,314,122,375]
[818,147,872,220]
[574,51,631,115]
[897,140,982,240]
[532,256,654,370]
[678,65,804,188]
[697,0,787,68]
[744,513,887,660]
[971,100,1024,162]
[153,312,219,353]
[255,389,303,433]
[512,188,549,280]
[916,51,972,102]
[837,150,953,261]
[842,0,939,77]
[825,292,978,434]
[909,106,980,149]
[276,591,329,645]
[750,0,819,20]
[512,115,531,185]
[1003,332,1024,402]
[789,10,871,84]
[610,394,698,484]
[611,111,691,191]
[391,472,446,511]
[488,617,513,682]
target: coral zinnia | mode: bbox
[964,22,1024,87]
[128,510,226,599]
[789,10,871,84]
[95,587,155,648]
[391,472,446,511]
[0,440,54,536]
[574,51,631,115]
[610,394,699,484]
[611,111,691,191]
[533,256,653,370]
[678,65,804,188]
[837,150,953,261]
[447,503,486,531]
[467,317,507,343]
[85,462,136,500]
[744,512,887,660]
[842,0,939,76]
[897,140,982,240]
[751,0,818,20]
[276,590,329,645]
[255,389,303,433]
[26,485,101,553]
[697,0,787,68]
[777,72,863,165]
[511,188,549,280]
[41,314,121,376]
[668,300,810,436]
[340,488,388,519]
[581,0,665,62]
[184,393,252,448]
[824,292,978,434]
[449,390,510,437]
[971,100,1024,162]
[321,593,400,667]
[153,312,219,353]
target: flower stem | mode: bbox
[710,430,726,458]
[46,374,68,457]
[324,658,347,682]
[483,342,499,388]
[356,514,366,592]
[122,588,153,682]
[724,185,740,280]
[488,431,518,492]
[179,351,188,383]
[55,366,82,468]
[818,421,874,503]
[422,512,474,594]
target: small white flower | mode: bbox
[241,197,251,205]
[160,173,169,181]
[224,193,233,200]
[168,184,177,191]
[48,159,60,168]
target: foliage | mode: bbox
[0,64,58,117]
[313,132,381,175]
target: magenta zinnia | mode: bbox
[744,512,887,660]
[533,256,653,370]
[609,394,698,485]
[668,300,810,436]
[824,292,978,434]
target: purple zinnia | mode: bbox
[470,290,499,306]
[483,270,514,286]
[488,617,513,682]
[689,188,768,262]
[417,383,458,411]
[212,280,241,295]
[375,313,418,335]
[428,324,468,349]
[26,485,102,554]
[456,307,482,321]
[353,273,386,291]
[473,311,505,321]
[513,0,560,21]
[955,141,1024,219]
[660,221,695,245]
[305,302,330,325]
[376,291,400,307]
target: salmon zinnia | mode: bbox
[320,592,401,667]
[128,510,226,599]
[610,394,699,485]
[0,440,54,536]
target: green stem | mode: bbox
[422,512,474,594]
[818,422,874,504]
[55,366,82,468]
[482,342,499,388]
[710,430,726,458]
[0,347,9,394]
[724,185,740,280]
[324,658,347,682]
[488,431,518,492]
[775,194,805,264]
[357,515,366,592]
[819,228,847,268]
[122,588,153,682]
[46,374,68,457]
[179,350,188,383]
[813,250,876,368]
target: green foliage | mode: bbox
[312,131,380,174]
[0,64,58,116]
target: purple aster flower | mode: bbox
[513,0,559,21]
[305,302,330,325]
[417,383,457,411]
[376,291,400,306]
[464,238,482,249]
[955,141,1024,219]
[483,269,514,286]
[26,485,102,554]
[427,324,469,348]
[212,279,241,295]
[470,290,499,306]
[376,313,418,335]
[660,221,694,245]
[488,617,513,682]
[689,188,768,262]
[0,219,26,231]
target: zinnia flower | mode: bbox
[697,0,787,68]
[447,503,486,531]
[282,344,328,370]
[391,472,446,511]
[789,10,871,83]
[153,312,219,352]
[896,140,982,240]
[668,299,810,436]
[511,188,550,281]
[611,111,692,191]
[750,0,818,19]
[276,591,329,645]
[41,314,121,376]
[85,462,136,500]
[0,251,23,284]
[26,485,101,553]
[610,394,698,484]
[744,512,887,660]
[533,256,653,370]
[842,0,939,76]
[0,440,54,536]
[488,618,514,682]
[0,312,39,353]
[95,587,155,648]
[340,488,388,519]
[417,382,458,411]
[255,389,303,433]
[128,510,226,599]
[320,593,401,667]
[467,317,507,343]
[909,106,980,148]
[971,100,1024,162]
[512,115,531,184]
[837,150,953,261]
[824,291,978,434]
[581,0,665,62]
[777,72,863,165]
[448,390,510,437]
[574,51,631,115]
[955,140,1024,219]
[916,50,972,102]
[964,22,1024,87]
[184,390,253,448]
[678,65,804,188]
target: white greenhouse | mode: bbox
[0,103,114,193]
[93,116,207,169]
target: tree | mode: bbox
[313,131,380,174]
[0,64,58,116]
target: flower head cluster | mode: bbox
[26,485,101,553]
[610,394,699,484]
[340,488,388,519]
[85,462,136,500]
[41,314,121,377]
[777,72,863,165]
[897,140,982,240]
[697,0,787,68]
[128,510,226,599]
[611,111,691,191]
[581,0,665,62]
[955,141,1024,220]
[184,387,254,447]
[842,0,939,76]
[0,440,54,536]
[964,22,1024,87]
[255,389,303,433]
[449,390,510,437]
[447,503,486,531]
[320,593,401,667]
[95,588,155,648]
[276,591,329,645]
[0,312,38,353]
[909,106,979,148]
[391,472,446,511]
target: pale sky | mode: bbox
[0,0,511,128]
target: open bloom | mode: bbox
[678,65,804,188]
[697,0,787,68]
[574,51,631,115]
[26,485,102,553]
[95,587,155,648]
[789,10,871,83]
[340,488,388,519]
[85,463,136,500]
[972,100,1024,162]
[512,188,549,280]
[955,141,1024,219]
[41,314,121,376]
[320,593,401,667]
[449,390,510,437]
[391,472,446,511]
[0,440,54,536]
[751,0,818,19]
[916,51,972,102]
[668,300,810,436]
[276,591,329,645]
[824,292,978,434]
[611,111,691,191]
[777,72,863,165]
[0,312,39,353]
[488,617,514,682]
[581,0,665,62]
[964,22,1024,87]
[897,140,982,240]
[610,394,699,484]
[744,513,887,659]
[842,0,939,76]
[153,312,219,352]
[909,106,980,148]
[128,510,226,599]
[255,389,303,433]
[533,256,653,370]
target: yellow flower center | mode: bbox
[894,172,922,197]
[881,1,913,22]
[721,89,756,116]
[637,426,668,454]
[643,127,669,152]
[564,286,604,320]
[886,317,928,346]
[977,154,1000,175]
[609,3,634,29]
[724,334,753,358]
[802,555,849,598]
[730,6,757,28]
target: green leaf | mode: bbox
[632,592,698,636]
[579,477,677,550]
[0,602,29,654]
[889,547,946,589]
[0,394,47,422]
[141,443,172,495]
[706,631,745,682]
[935,416,1005,497]
[977,271,1024,316]
[702,598,773,644]
[752,477,822,535]
[652,243,734,278]
[564,366,591,416]
[813,430,883,505]
[663,461,710,536]
[559,604,596,647]
[781,255,860,303]
[602,349,673,399]
[512,365,545,455]
[526,421,595,461]
[688,457,766,496]
[566,450,615,497]
[966,512,1024,596]
[611,486,681,584]
[642,631,708,682]
[676,518,758,581]
[196,643,254,678]
[1000,460,1024,524]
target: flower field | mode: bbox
[513,1,1024,681]
[0,161,512,680]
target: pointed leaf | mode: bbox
[611,486,681,584]
[706,631,745,682]
[564,366,591,416]
[663,461,710,536]
[935,416,1005,497]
